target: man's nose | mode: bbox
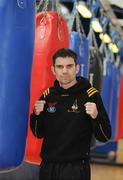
[62,67,68,73]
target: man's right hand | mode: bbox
[34,100,46,115]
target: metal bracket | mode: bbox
[17,0,27,9]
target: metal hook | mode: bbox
[17,0,27,9]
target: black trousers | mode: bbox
[39,160,90,180]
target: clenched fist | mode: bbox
[34,100,46,115]
[84,102,98,119]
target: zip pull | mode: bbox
[17,0,27,9]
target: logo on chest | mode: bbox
[67,99,80,113]
[47,102,57,113]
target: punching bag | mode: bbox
[0,0,35,171]
[115,74,123,140]
[101,59,112,114]
[70,31,89,78]
[25,11,69,164]
[89,48,103,92]
[91,141,117,157]
[109,64,120,139]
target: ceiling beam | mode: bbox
[108,0,123,9]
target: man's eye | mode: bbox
[67,65,74,68]
[55,64,74,69]
[56,65,63,69]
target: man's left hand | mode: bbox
[84,102,98,119]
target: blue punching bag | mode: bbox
[0,0,35,171]
[91,141,117,158]
[109,64,120,139]
[101,59,112,114]
[70,31,89,78]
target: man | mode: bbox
[30,48,112,180]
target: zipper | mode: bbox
[34,119,38,137]
[99,123,109,141]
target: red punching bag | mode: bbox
[25,11,69,164]
[115,74,123,140]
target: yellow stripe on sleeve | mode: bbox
[88,90,98,97]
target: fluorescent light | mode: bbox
[99,33,112,43]
[91,18,103,33]
[109,43,119,53]
[76,1,92,19]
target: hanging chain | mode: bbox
[76,11,81,36]
[69,2,85,35]
[92,30,98,49]
[78,15,85,35]
[36,0,43,12]
[56,0,62,30]
[43,0,49,12]
[37,0,49,13]
[69,2,77,32]
[87,28,93,43]
[56,0,61,14]
[39,0,49,26]
[55,0,64,41]
[88,28,97,51]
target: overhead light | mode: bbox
[108,43,119,53]
[99,33,112,43]
[76,1,92,19]
[91,18,103,33]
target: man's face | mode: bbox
[52,57,79,87]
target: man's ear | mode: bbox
[51,66,56,75]
[76,64,80,74]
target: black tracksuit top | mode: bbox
[30,77,112,162]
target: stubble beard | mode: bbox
[59,76,77,89]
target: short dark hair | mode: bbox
[52,48,77,66]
